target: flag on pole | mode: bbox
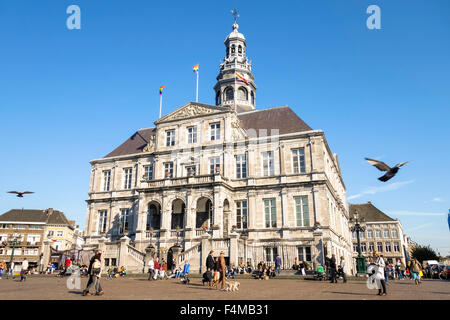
[193,64,199,102]
[448,209,450,232]
[193,64,199,73]
[159,85,165,95]
[235,72,249,85]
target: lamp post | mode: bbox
[8,233,20,274]
[350,211,366,275]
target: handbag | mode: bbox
[419,270,423,277]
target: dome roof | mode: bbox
[225,23,246,41]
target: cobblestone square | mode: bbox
[0,276,448,300]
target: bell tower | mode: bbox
[214,10,257,113]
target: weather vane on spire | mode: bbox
[231,8,239,24]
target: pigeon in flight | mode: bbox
[365,158,408,182]
[7,191,34,198]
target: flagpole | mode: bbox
[196,71,199,102]
[159,93,162,119]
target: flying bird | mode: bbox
[365,158,408,182]
[7,191,34,198]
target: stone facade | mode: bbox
[83,20,353,274]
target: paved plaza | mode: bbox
[0,276,448,300]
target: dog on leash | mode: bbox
[224,280,240,292]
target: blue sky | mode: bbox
[0,1,449,255]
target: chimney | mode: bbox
[47,208,54,215]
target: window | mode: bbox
[187,126,197,144]
[393,242,400,252]
[0,224,9,229]
[144,165,153,180]
[120,209,131,234]
[166,130,175,146]
[102,170,111,191]
[164,162,174,178]
[186,165,196,176]
[147,204,161,230]
[377,242,383,252]
[98,210,107,233]
[353,244,358,252]
[104,258,110,267]
[251,91,255,105]
[207,200,214,226]
[295,196,310,227]
[264,199,277,228]
[392,229,398,238]
[360,231,365,239]
[209,157,221,175]
[27,235,40,243]
[48,230,54,237]
[238,45,242,54]
[210,123,220,141]
[123,168,133,189]
[56,231,63,237]
[361,243,367,253]
[265,247,278,263]
[236,155,247,179]
[236,200,248,229]
[369,242,375,252]
[0,234,7,242]
[367,230,373,238]
[237,87,248,100]
[225,88,234,101]
[0,248,4,255]
[298,246,311,262]
[111,258,117,266]
[383,230,390,238]
[375,230,381,238]
[352,231,357,239]
[13,224,26,229]
[262,152,274,176]
[29,225,43,230]
[385,242,392,253]
[292,148,306,174]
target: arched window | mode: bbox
[238,87,248,101]
[251,91,255,105]
[238,45,242,54]
[216,91,221,105]
[225,87,234,101]
[231,45,235,54]
[147,203,161,230]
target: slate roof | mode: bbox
[349,202,396,222]
[238,106,312,137]
[103,106,312,158]
[0,209,49,223]
[0,209,75,229]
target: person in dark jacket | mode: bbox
[82,250,104,296]
[206,250,215,272]
[329,254,337,283]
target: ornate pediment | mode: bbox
[156,103,226,124]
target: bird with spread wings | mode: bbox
[365,158,408,182]
[7,191,34,198]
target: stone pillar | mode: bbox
[42,240,52,272]
[312,230,324,270]
[222,209,231,238]
[248,191,256,233]
[97,236,107,253]
[280,188,289,238]
[200,234,212,274]
[229,232,239,268]
[118,236,130,268]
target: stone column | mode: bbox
[42,240,52,272]
[312,230,324,270]
[229,232,239,268]
[248,191,257,233]
[200,234,211,274]
[280,188,289,239]
[118,236,131,268]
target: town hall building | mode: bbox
[83,18,353,274]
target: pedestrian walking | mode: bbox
[339,256,347,283]
[153,257,160,280]
[218,251,226,290]
[20,258,29,281]
[82,250,104,296]
[411,258,422,285]
[373,251,387,296]
[275,254,282,275]
[147,257,155,280]
[206,250,215,272]
[329,254,337,283]
[0,260,6,279]
[7,259,15,279]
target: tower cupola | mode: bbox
[214,10,257,113]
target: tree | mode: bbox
[411,245,439,263]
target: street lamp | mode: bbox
[8,233,21,274]
[350,211,366,275]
